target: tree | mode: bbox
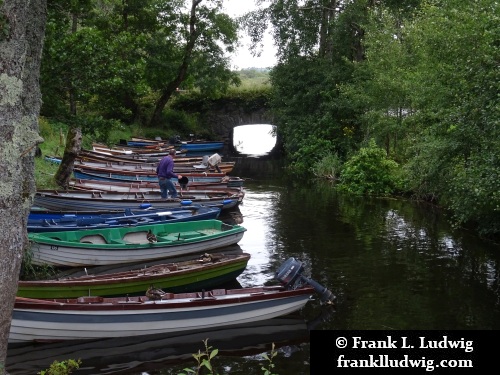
[47,0,239,186]
[0,0,47,369]
[147,0,239,126]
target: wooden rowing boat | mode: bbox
[28,219,246,267]
[45,155,236,174]
[17,252,251,298]
[28,205,221,232]
[72,167,245,186]
[34,188,244,212]
[67,178,244,195]
[10,256,335,343]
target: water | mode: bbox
[7,159,500,374]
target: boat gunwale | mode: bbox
[14,286,314,311]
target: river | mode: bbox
[6,168,500,375]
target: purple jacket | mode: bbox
[156,156,178,179]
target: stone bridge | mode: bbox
[196,105,281,157]
[174,95,283,158]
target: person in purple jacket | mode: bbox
[156,148,182,199]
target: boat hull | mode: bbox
[28,206,221,232]
[34,190,241,212]
[9,287,313,343]
[17,253,250,298]
[179,142,224,152]
[28,220,247,267]
[73,167,245,187]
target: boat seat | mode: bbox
[109,239,128,244]
[77,296,104,304]
[91,191,103,198]
[173,292,199,299]
[79,234,107,244]
[59,217,78,224]
[122,231,148,244]
[172,231,202,240]
[211,289,226,296]
[77,218,106,226]
[157,236,178,242]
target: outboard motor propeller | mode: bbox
[275,257,335,305]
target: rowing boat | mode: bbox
[17,252,250,298]
[28,219,246,267]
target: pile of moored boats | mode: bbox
[10,135,334,345]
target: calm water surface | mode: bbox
[7,176,500,375]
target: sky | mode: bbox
[223,1,277,70]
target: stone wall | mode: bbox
[201,107,274,139]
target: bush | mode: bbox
[38,359,81,375]
[338,139,401,196]
[311,152,342,180]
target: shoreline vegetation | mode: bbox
[35,0,498,242]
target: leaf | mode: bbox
[209,348,219,359]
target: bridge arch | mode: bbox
[173,94,282,157]
[199,108,282,157]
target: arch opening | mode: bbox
[232,124,277,156]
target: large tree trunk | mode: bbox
[54,127,82,188]
[0,0,47,368]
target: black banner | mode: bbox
[311,330,496,374]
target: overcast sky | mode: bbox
[223,1,277,70]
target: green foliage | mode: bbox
[179,339,219,375]
[447,151,500,238]
[20,257,58,282]
[34,156,60,190]
[151,109,200,137]
[311,152,343,180]
[35,118,67,189]
[236,69,272,89]
[269,56,359,173]
[173,86,271,112]
[285,135,337,176]
[261,343,278,375]
[178,339,280,375]
[38,359,81,375]
[338,139,401,196]
[71,115,122,146]
[400,0,499,236]
[41,0,239,125]
[32,0,500,240]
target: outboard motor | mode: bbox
[275,257,335,304]
[169,135,181,145]
[275,257,304,289]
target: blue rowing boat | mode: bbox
[178,141,224,152]
[28,205,221,232]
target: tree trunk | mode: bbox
[148,0,202,127]
[54,127,82,188]
[0,0,47,368]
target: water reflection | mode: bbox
[6,315,312,375]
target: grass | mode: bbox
[35,117,141,189]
